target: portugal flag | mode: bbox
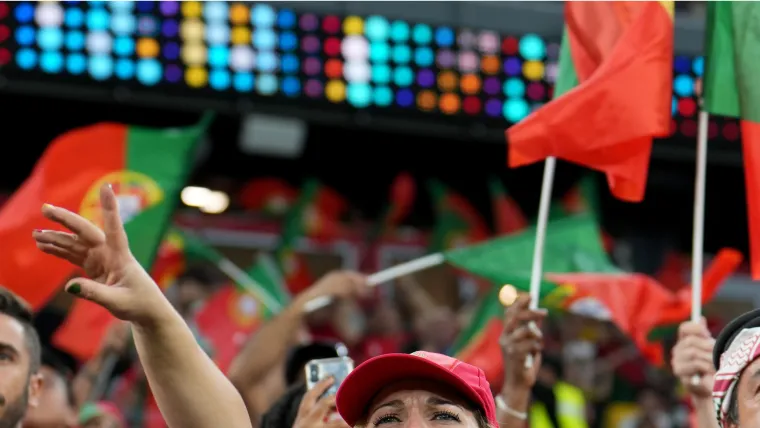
[703,2,760,279]
[507,2,674,202]
[0,116,209,309]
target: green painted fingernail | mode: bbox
[67,283,81,295]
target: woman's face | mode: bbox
[360,380,482,428]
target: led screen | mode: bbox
[0,1,734,140]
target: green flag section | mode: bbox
[428,180,489,251]
[703,2,760,280]
[489,178,528,235]
[451,215,612,355]
[194,253,288,373]
[445,214,617,287]
[0,114,211,309]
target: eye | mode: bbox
[433,410,461,422]
[373,413,401,426]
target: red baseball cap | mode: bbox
[335,351,498,427]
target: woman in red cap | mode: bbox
[334,351,499,427]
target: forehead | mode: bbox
[0,313,28,353]
[369,379,469,410]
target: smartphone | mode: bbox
[304,356,355,397]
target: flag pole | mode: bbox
[524,156,557,369]
[690,109,710,385]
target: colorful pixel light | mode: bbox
[0,1,733,140]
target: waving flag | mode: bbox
[507,2,674,202]
[703,2,760,279]
[0,115,208,309]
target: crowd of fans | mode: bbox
[0,184,747,428]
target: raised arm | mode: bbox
[34,184,252,428]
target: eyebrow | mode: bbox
[0,342,19,358]
[373,400,405,413]
[426,396,464,409]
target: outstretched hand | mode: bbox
[33,184,169,326]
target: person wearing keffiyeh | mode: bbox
[712,308,760,427]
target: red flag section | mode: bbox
[742,122,760,279]
[0,125,128,308]
[193,285,266,373]
[507,2,673,202]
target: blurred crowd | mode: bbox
[7,253,726,428]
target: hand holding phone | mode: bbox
[305,357,355,398]
[293,377,350,428]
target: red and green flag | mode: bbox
[54,225,290,362]
[507,2,674,202]
[0,115,210,309]
[550,175,601,219]
[452,247,740,387]
[449,215,612,388]
[489,178,528,235]
[428,180,489,251]
[239,178,298,216]
[703,2,760,279]
[194,253,288,372]
[275,180,319,294]
[550,175,615,251]
[546,247,741,365]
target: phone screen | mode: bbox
[305,357,354,397]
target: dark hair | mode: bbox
[259,383,307,428]
[727,393,738,425]
[284,342,344,386]
[0,287,41,374]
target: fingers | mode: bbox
[65,277,125,311]
[503,295,547,333]
[678,319,710,339]
[35,242,84,266]
[41,204,104,245]
[672,336,715,375]
[673,357,714,379]
[502,323,544,358]
[310,394,338,422]
[99,184,129,251]
[299,377,334,414]
[33,230,89,254]
[343,271,370,297]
